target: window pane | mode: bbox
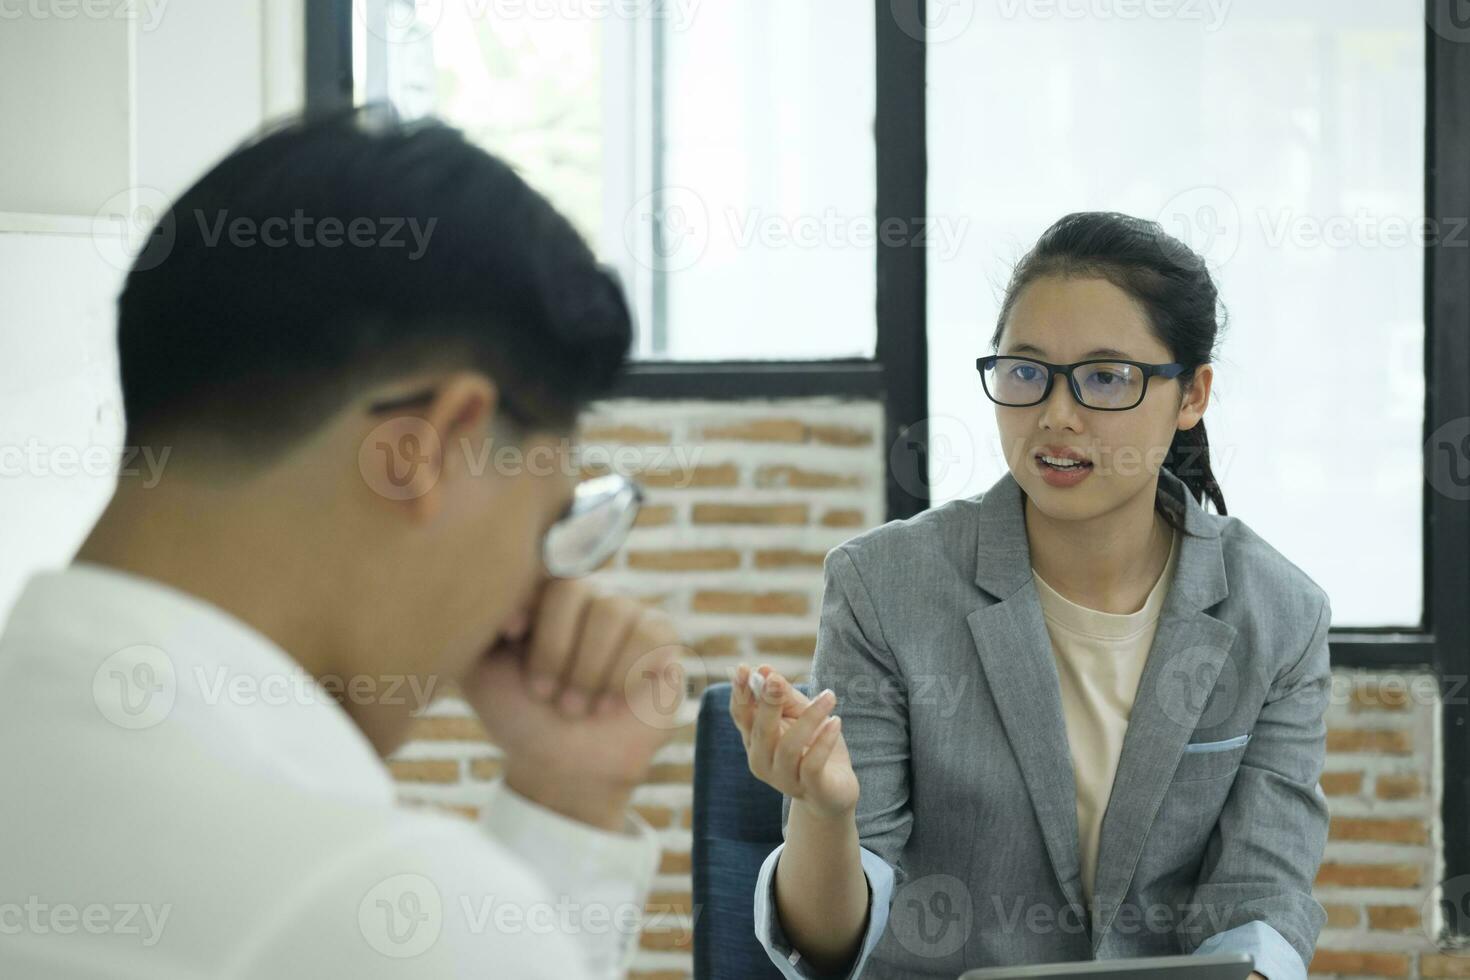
[362,0,605,246]
[926,0,1424,627]
[656,2,877,359]
[360,0,878,361]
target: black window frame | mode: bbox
[308,0,1470,919]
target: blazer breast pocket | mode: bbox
[1173,733,1252,782]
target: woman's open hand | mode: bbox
[728,663,859,820]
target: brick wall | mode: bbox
[1312,672,1456,978]
[385,398,1458,980]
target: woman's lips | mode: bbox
[1035,454,1094,488]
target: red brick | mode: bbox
[1349,680,1413,712]
[634,504,677,528]
[627,548,742,571]
[1315,862,1421,889]
[754,634,818,655]
[637,463,740,489]
[1366,905,1421,931]
[692,503,808,525]
[468,758,503,780]
[579,424,670,443]
[754,465,861,489]
[809,424,873,446]
[1375,774,1422,800]
[1320,771,1364,796]
[1308,949,1410,976]
[753,549,828,568]
[1327,728,1414,755]
[700,419,807,443]
[1421,954,1470,977]
[388,760,459,783]
[406,716,489,742]
[1329,817,1428,845]
[692,591,809,616]
[692,634,740,657]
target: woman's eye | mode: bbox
[1011,365,1040,382]
[1088,370,1121,386]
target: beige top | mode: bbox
[1032,528,1180,907]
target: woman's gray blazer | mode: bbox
[754,466,1332,979]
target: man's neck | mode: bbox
[1023,481,1173,615]
[76,485,345,709]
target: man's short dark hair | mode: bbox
[117,105,631,457]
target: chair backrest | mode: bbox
[691,680,813,980]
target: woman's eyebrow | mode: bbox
[1005,342,1137,360]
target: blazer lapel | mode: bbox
[966,472,1088,917]
[1088,472,1239,951]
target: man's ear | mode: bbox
[356,372,501,525]
[413,372,503,522]
[1176,363,1213,431]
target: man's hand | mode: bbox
[461,580,688,831]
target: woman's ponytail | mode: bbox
[1163,417,1227,517]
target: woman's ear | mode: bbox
[1176,363,1213,431]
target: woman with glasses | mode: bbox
[733,212,1331,980]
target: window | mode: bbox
[353,0,876,360]
[926,0,1425,629]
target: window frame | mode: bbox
[308,0,1469,912]
[1423,2,1470,917]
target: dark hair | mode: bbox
[990,211,1227,527]
[118,104,631,459]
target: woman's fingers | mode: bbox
[729,664,754,742]
[771,689,836,782]
[796,715,843,790]
[749,669,790,771]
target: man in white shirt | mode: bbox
[0,106,682,978]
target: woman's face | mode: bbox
[992,275,1211,524]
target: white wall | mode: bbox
[0,1,304,619]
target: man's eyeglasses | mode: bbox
[367,388,644,578]
[975,355,1184,412]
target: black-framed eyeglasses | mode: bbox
[367,388,644,578]
[975,355,1185,412]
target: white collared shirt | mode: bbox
[0,563,660,979]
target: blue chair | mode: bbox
[692,680,814,980]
